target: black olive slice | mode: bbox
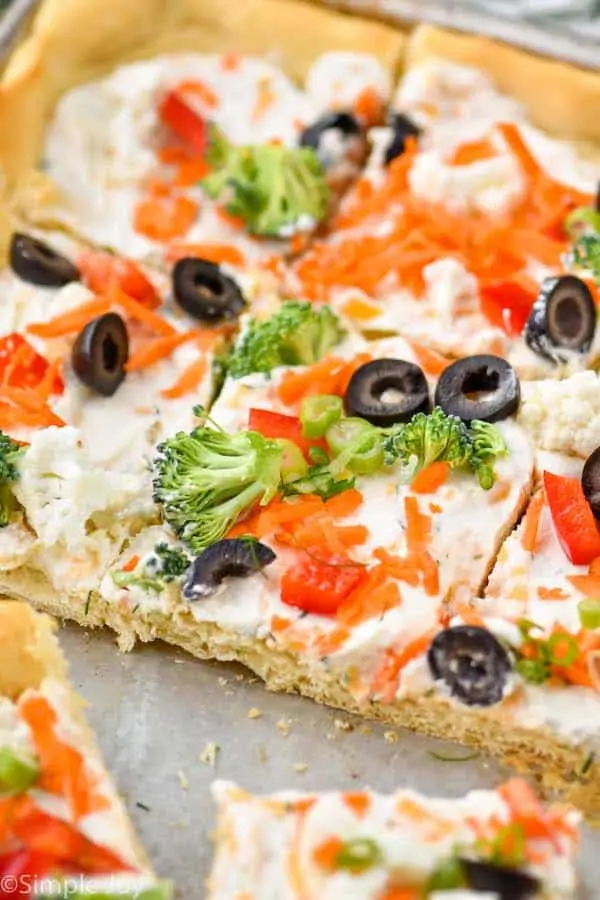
[183,538,276,601]
[427,625,511,707]
[525,275,596,364]
[71,313,129,397]
[384,112,421,165]
[582,446,600,521]
[9,233,80,288]
[299,112,365,169]
[345,358,431,426]
[173,258,246,323]
[434,355,520,423]
[460,859,540,900]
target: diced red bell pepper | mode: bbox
[281,552,367,616]
[543,470,600,565]
[158,90,208,155]
[248,408,320,459]
[0,334,62,394]
[480,279,536,337]
[77,249,160,309]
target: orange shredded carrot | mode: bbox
[415,549,440,596]
[405,496,431,551]
[161,353,208,399]
[125,331,200,372]
[19,695,109,819]
[122,555,140,573]
[407,341,450,377]
[313,836,343,871]
[165,241,246,266]
[498,778,551,840]
[452,602,486,628]
[373,548,420,586]
[336,566,400,627]
[277,354,372,407]
[27,298,111,338]
[252,77,276,123]
[521,491,545,553]
[379,888,420,900]
[176,78,219,108]
[537,587,569,601]
[113,287,176,337]
[173,157,212,187]
[497,122,542,180]
[370,630,435,702]
[215,206,246,230]
[567,574,600,596]
[340,296,381,321]
[450,138,496,166]
[133,192,198,243]
[353,86,385,127]
[343,792,371,818]
[325,488,364,518]
[220,53,241,71]
[411,461,449,494]
[334,524,369,547]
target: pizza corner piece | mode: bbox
[0,600,170,899]
[207,778,580,899]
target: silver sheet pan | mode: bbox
[60,625,599,898]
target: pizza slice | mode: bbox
[0,600,168,898]
[288,51,600,381]
[36,49,392,268]
[209,778,579,899]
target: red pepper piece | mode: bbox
[158,90,208,155]
[543,470,600,565]
[480,279,537,337]
[248,408,323,459]
[281,552,367,616]
[78,249,160,309]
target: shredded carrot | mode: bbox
[370,631,436,702]
[325,488,364,518]
[373,548,420,586]
[407,341,450,377]
[27,298,111,338]
[125,330,200,372]
[343,792,371,818]
[113,287,176,337]
[165,241,246,267]
[450,138,496,166]
[220,53,241,72]
[537,587,569,601]
[161,353,208,399]
[411,461,449,494]
[336,566,400,627]
[175,78,219,108]
[340,296,381,321]
[497,122,542,180]
[452,602,486,628]
[252,77,276,123]
[353,86,385,127]
[133,192,198,243]
[312,836,343,871]
[173,157,212,187]
[521,491,545,553]
[215,206,246,230]
[498,778,551,840]
[405,496,431,551]
[379,888,420,900]
[122,555,140,573]
[19,695,109,819]
[567,574,600,596]
[277,354,372,407]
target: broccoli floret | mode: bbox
[0,432,24,527]
[112,543,191,594]
[383,407,507,489]
[228,301,344,379]
[201,127,330,237]
[152,425,283,553]
[572,234,600,283]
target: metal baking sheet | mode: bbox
[59,623,599,898]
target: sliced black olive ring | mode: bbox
[173,258,246,323]
[299,111,365,169]
[383,112,421,165]
[525,275,596,364]
[582,446,600,521]
[183,539,276,601]
[460,859,540,900]
[10,232,80,288]
[427,625,511,707]
[71,313,129,397]
[434,354,520,423]
[345,358,431,426]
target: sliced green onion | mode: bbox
[426,856,465,891]
[0,746,39,794]
[565,206,600,238]
[336,837,382,873]
[486,822,526,867]
[276,438,308,484]
[326,417,375,457]
[429,750,480,763]
[515,658,548,685]
[300,395,343,439]
[578,598,600,630]
[546,632,579,668]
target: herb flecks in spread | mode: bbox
[0,432,24,527]
[112,543,191,593]
[201,126,330,238]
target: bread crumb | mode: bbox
[258,744,268,764]
[235,673,245,682]
[200,742,220,768]
[248,707,262,720]
[218,677,228,687]
[359,725,373,737]
[293,762,308,774]
[334,719,353,732]
[383,730,398,744]
[276,718,292,736]
[177,770,189,790]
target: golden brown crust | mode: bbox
[3,570,600,817]
[0,0,405,185]
[407,25,600,154]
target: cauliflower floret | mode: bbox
[13,426,149,552]
[518,371,600,459]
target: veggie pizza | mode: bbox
[2,0,600,825]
